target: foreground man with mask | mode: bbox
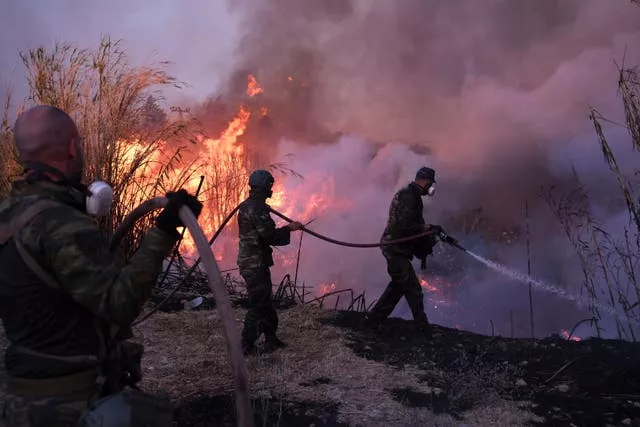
[237,169,302,355]
[0,105,202,426]
[366,167,442,333]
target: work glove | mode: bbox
[156,189,203,236]
[426,224,444,235]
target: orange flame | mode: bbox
[419,277,440,293]
[247,74,263,96]
[560,329,581,342]
[319,282,337,296]
[117,73,354,291]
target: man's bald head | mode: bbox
[13,105,83,181]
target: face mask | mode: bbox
[24,162,113,218]
[422,183,435,197]
[86,181,114,218]
[427,184,435,196]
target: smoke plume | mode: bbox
[214,0,640,338]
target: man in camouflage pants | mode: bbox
[237,170,302,355]
[0,105,202,426]
[367,167,441,332]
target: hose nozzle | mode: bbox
[438,231,466,251]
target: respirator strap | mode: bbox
[22,161,90,194]
[23,161,67,183]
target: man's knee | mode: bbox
[243,272,272,306]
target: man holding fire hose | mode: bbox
[0,105,202,426]
[237,169,303,355]
[366,166,443,333]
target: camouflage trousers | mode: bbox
[1,388,173,427]
[369,255,429,324]
[0,393,89,427]
[240,266,278,345]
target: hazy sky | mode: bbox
[0,0,240,106]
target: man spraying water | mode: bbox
[365,167,445,334]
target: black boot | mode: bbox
[363,314,382,332]
[263,336,287,353]
[415,320,432,337]
[242,339,258,356]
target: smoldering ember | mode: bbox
[2,1,640,426]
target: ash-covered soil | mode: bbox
[2,305,639,426]
[326,312,640,427]
[133,304,640,426]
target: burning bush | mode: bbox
[0,37,303,263]
[0,36,198,259]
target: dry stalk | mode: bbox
[0,91,22,198]
[618,65,640,151]
[16,36,198,259]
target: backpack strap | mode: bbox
[0,200,61,289]
[0,200,60,246]
[0,199,108,375]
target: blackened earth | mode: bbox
[168,307,640,426]
[326,312,640,427]
[174,395,347,427]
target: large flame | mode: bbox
[116,74,344,273]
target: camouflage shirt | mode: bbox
[0,180,177,377]
[237,190,291,271]
[380,182,426,259]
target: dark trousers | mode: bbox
[240,267,278,345]
[369,255,429,324]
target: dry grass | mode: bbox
[133,305,540,426]
[542,23,640,340]
[0,36,201,259]
[0,92,21,197]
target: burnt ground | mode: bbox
[325,312,640,427]
[2,304,640,426]
[174,394,347,427]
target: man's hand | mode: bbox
[426,224,444,234]
[156,189,203,235]
[288,221,303,231]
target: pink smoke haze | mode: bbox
[3,0,640,339]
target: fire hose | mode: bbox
[110,197,252,427]
[114,201,466,328]
[268,208,466,250]
[110,198,466,427]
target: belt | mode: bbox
[6,369,99,400]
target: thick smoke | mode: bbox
[227,0,640,213]
[216,0,640,338]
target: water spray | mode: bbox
[464,250,640,329]
[428,227,638,329]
